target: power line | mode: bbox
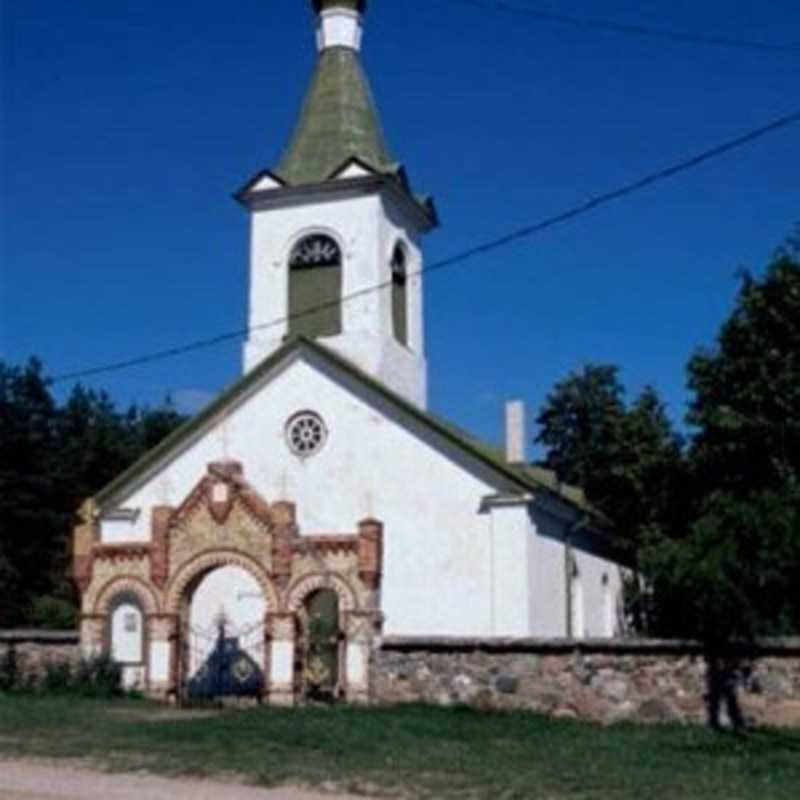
[449,0,800,55]
[51,109,800,384]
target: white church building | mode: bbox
[73,0,625,704]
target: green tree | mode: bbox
[535,366,685,564]
[649,239,800,637]
[688,252,799,496]
[0,360,188,628]
[536,364,626,492]
[0,360,66,626]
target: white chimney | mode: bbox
[504,400,526,464]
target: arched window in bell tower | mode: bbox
[288,234,342,338]
[391,243,408,346]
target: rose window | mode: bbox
[286,412,327,457]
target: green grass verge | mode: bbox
[0,695,798,798]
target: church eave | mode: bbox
[234,172,438,230]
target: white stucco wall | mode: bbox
[98,352,522,636]
[485,499,532,635]
[527,511,624,638]
[101,517,148,544]
[528,513,569,637]
[242,187,428,407]
[572,542,624,638]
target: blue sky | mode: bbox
[1,0,798,453]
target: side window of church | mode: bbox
[288,234,342,338]
[391,243,408,346]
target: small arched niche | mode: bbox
[288,233,343,338]
[108,593,145,665]
[390,243,408,346]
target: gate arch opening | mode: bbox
[175,562,271,701]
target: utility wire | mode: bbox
[52,110,800,384]
[449,0,800,55]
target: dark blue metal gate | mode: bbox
[185,621,264,701]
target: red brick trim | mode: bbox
[285,571,359,614]
[357,519,383,590]
[74,554,93,593]
[92,575,161,616]
[92,543,152,561]
[150,506,172,589]
[164,547,279,614]
[300,535,359,554]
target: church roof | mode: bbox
[275,46,393,186]
[93,338,605,531]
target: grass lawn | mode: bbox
[0,695,798,799]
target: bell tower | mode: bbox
[237,0,438,409]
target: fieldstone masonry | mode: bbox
[3,630,799,727]
[0,631,81,684]
[371,637,800,726]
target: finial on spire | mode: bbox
[313,0,366,51]
[312,1,367,14]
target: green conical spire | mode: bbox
[275,5,393,185]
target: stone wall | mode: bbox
[0,630,81,685]
[371,637,800,727]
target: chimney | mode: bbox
[504,400,526,464]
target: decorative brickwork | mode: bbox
[345,610,382,642]
[271,522,294,589]
[73,460,384,703]
[357,518,383,590]
[266,612,296,642]
[286,571,359,614]
[164,548,280,615]
[147,614,179,641]
[93,575,160,616]
[150,506,172,588]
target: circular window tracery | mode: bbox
[286,411,327,458]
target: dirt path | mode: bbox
[0,760,368,800]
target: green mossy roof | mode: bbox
[93,338,601,527]
[276,47,393,185]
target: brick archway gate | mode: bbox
[75,461,386,705]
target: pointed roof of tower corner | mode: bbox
[275,46,394,186]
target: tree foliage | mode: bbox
[0,360,186,628]
[535,229,800,643]
[645,240,800,641]
[688,254,800,494]
[535,366,685,560]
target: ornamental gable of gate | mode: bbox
[73,459,385,702]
